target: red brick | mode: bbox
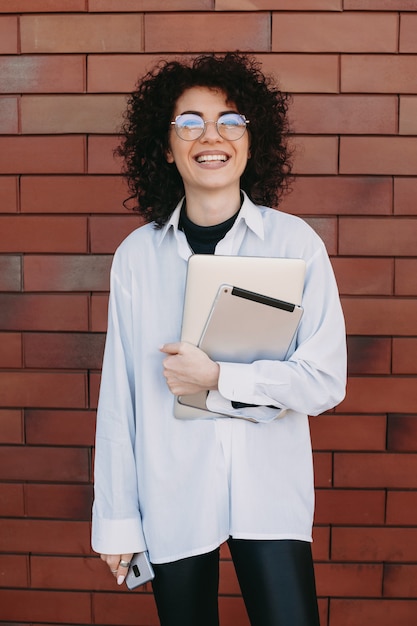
[384,564,417,598]
[90,215,143,253]
[272,12,398,53]
[0,136,85,174]
[0,96,18,133]
[0,555,28,588]
[312,525,330,561]
[400,96,417,135]
[220,598,251,626]
[0,590,91,623]
[21,175,126,213]
[145,12,270,52]
[24,255,111,290]
[93,591,160,626]
[395,177,417,215]
[340,137,417,175]
[0,519,91,554]
[347,336,391,375]
[386,491,417,526]
[400,12,417,53]
[339,376,417,413]
[0,0,86,9]
[342,54,417,94]
[24,332,105,369]
[88,53,164,93]
[393,338,417,374]
[313,452,333,488]
[90,0,211,9]
[21,95,126,134]
[0,255,21,290]
[316,563,382,597]
[387,414,417,452]
[0,483,24,516]
[303,217,337,254]
[0,446,89,481]
[218,0,342,8]
[395,259,417,296]
[310,414,387,451]
[0,408,23,442]
[334,452,417,489]
[346,0,417,8]
[88,135,122,174]
[257,53,339,93]
[330,599,417,626]
[315,489,385,525]
[219,559,240,595]
[89,371,101,409]
[332,527,417,561]
[31,555,124,591]
[332,258,393,296]
[25,409,96,446]
[91,293,109,332]
[26,484,93,520]
[281,176,392,216]
[291,95,397,134]
[0,371,87,408]
[0,16,18,53]
[342,297,417,335]
[0,216,87,253]
[0,294,88,331]
[21,14,143,53]
[340,218,417,256]
[0,55,85,93]
[292,136,339,175]
[0,175,18,212]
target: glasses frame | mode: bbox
[170,112,250,142]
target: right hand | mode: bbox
[100,553,134,585]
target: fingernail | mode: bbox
[117,575,125,585]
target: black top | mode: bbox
[179,204,240,255]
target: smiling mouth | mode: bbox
[195,154,229,163]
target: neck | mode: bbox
[184,187,242,226]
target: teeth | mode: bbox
[196,154,227,163]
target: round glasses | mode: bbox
[171,112,249,141]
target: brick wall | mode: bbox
[1,1,417,625]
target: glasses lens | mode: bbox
[217,113,247,140]
[175,114,205,140]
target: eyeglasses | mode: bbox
[171,112,249,141]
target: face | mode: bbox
[166,86,250,200]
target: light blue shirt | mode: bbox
[92,193,346,564]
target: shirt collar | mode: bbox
[157,191,265,247]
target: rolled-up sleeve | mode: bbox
[206,242,347,422]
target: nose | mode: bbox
[201,120,222,141]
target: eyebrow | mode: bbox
[178,109,239,117]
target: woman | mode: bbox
[92,52,346,626]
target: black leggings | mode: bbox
[151,539,320,626]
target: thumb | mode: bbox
[160,342,181,355]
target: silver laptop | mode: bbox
[175,255,306,419]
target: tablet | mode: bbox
[175,255,306,419]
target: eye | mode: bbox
[175,113,204,135]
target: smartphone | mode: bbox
[125,552,155,590]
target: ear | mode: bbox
[165,148,175,164]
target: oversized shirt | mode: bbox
[91,193,347,564]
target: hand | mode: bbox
[100,553,134,585]
[160,342,220,396]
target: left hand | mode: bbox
[160,342,220,396]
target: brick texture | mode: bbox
[1,4,416,626]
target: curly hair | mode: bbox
[116,52,293,227]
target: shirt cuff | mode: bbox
[91,513,147,555]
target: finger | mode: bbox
[160,342,181,355]
[116,552,134,586]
